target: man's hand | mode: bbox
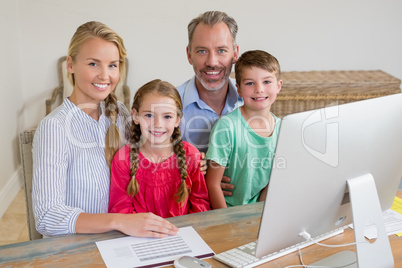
[221,176,234,196]
[199,152,207,175]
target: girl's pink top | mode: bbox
[109,141,210,217]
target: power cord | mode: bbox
[283,231,360,268]
[299,230,368,248]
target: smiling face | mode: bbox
[186,22,239,92]
[237,66,282,113]
[133,93,181,148]
[67,37,120,105]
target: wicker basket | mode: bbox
[272,70,401,118]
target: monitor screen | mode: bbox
[256,93,402,264]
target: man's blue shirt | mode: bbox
[177,76,243,153]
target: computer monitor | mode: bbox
[256,93,402,267]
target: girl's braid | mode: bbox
[172,126,189,205]
[127,121,141,196]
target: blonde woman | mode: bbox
[32,21,178,237]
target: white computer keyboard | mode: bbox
[213,228,345,268]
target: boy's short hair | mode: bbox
[235,50,281,85]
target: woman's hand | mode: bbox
[116,213,179,238]
[75,212,179,238]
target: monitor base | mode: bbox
[308,250,357,267]
[347,174,394,267]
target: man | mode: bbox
[177,11,243,154]
[177,11,243,196]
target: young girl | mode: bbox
[109,79,210,217]
[32,21,178,238]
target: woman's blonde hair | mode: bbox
[67,21,127,167]
[127,79,189,205]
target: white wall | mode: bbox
[1,0,402,216]
[17,0,402,130]
[0,0,25,216]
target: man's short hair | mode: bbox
[187,11,238,51]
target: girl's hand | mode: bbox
[116,213,179,238]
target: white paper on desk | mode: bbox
[349,208,402,239]
[96,226,214,268]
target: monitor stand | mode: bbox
[309,173,394,268]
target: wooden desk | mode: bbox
[1,191,401,267]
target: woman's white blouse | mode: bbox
[32,98,130,236]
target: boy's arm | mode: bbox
[200,153,234,196]
[206,160,228,209]
[258,183,269,202]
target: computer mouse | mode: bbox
[173,256,212,268]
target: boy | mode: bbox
[205,50,282,209]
